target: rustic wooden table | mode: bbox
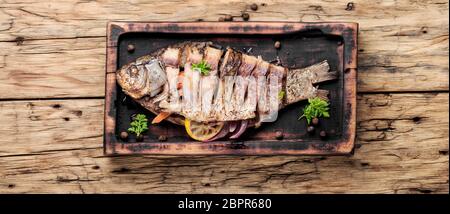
[0,0,448,194]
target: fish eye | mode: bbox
[130,65,139,76]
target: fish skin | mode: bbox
[219,48,242,77]
[116,41,337,127]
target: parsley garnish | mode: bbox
[299,98,330,124]
[278,90,285,100]
[128,114,148,137]
[191,60,211,75]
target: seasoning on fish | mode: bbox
[116,41,338,142]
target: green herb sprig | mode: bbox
[278,90,285,100]
[191,60,211,75]
[299,98,330,124]
[128,114,148,137]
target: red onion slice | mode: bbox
[205,122,229,142]
[229,120,248,139]
[229,121,238,132]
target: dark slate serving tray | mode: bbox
[104,22,358,155]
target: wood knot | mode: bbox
[15,36,24,46]
[8,184,15,188]
[56,176,71,182]
[412,188,433,194]
[26,102,35,109]
[360,162,370,167]
[71,110,83,117]
[439,149,449,155]
[345,2,354,11]
[309,5,323,11]
[29,115,40,121]
[112,167,130,173]
[421,26,428,34]
[302,159,314,163]
[412,116,422,124]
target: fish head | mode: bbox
[117,62,149,99]
[116,58,167,100]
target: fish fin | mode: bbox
[285,60,336,105]
[152,112,172,124]
[289,60,337,84]
[308,60,337,84]
[152,84,169,104]
[312,71,338,84]
[315,89,329,101]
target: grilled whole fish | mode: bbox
[116,42,337,140]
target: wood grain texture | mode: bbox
[0,0,448,194]
[0,93,447,193]
[0,38,105,99]
[0,0,448,99]
[0,99,104,155]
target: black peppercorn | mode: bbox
[158,135,168,142]
[319,130,327,139]
[242,13,250,21]
[250,3,258,11]
[345,2,355,11]
[224,15,233,21]
[312,117,319,126]
[307,126,315,134]
[275,131,284,140]
[120,131,128,140]
[274,41,281,49]
[127,44,135,53]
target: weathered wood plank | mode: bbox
[0,38,105,99]
[0,148,447,193]
[0,93,447,193]
[0,0,448,193]
[0,0,448,99]
[0,99,104,155]
[0,33,447,99]
[0,0,448,41]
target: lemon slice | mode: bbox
[185,119,224,142]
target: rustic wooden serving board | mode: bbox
[104,22,358,155]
